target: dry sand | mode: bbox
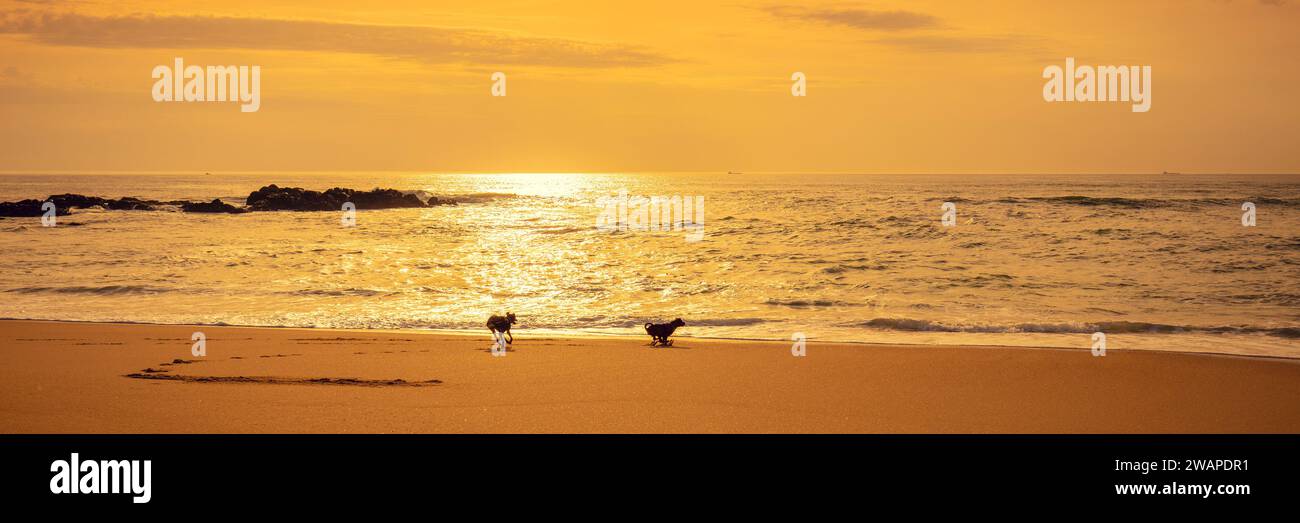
[0,319,1297,433]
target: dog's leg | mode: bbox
[489,329,505,355]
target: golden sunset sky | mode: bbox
[0,0,1296,173]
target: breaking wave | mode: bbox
[5,285,173,295]
[856,318,1300,339]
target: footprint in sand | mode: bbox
[128,350,437,387]
[124,372,442,387]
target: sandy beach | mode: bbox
[1,319,1296,433]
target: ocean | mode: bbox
[1,172,1297,357]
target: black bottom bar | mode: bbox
[2,435,1293,511]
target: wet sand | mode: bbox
[1,319,1297,433]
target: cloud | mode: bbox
[758,4,1047,54]
[760,4,939,31]
[0,10,672,68]
[874,34,1044,54]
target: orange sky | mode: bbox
[0,0,1296,173]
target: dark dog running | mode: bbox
[645,318,685,346]
[487,312,517,344]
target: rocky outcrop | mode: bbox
[245,185,430,211]
[0,194,162,216]
[1,186,442,217]
[103,197,160,211]
[45,194,159,211]
[342,187,435,209]
[0,199,67,217]
[181,199,247,213]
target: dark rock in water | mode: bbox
[104,197,158,211]
[245,185,333,211]
[0,194,160,216]
[46,193,109,209]
[333,187,427,210]
[3,186,440,216]
[0,199,68,217]
[246,184,430,211]
[181,199,247,213]
[47,193,161,210]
